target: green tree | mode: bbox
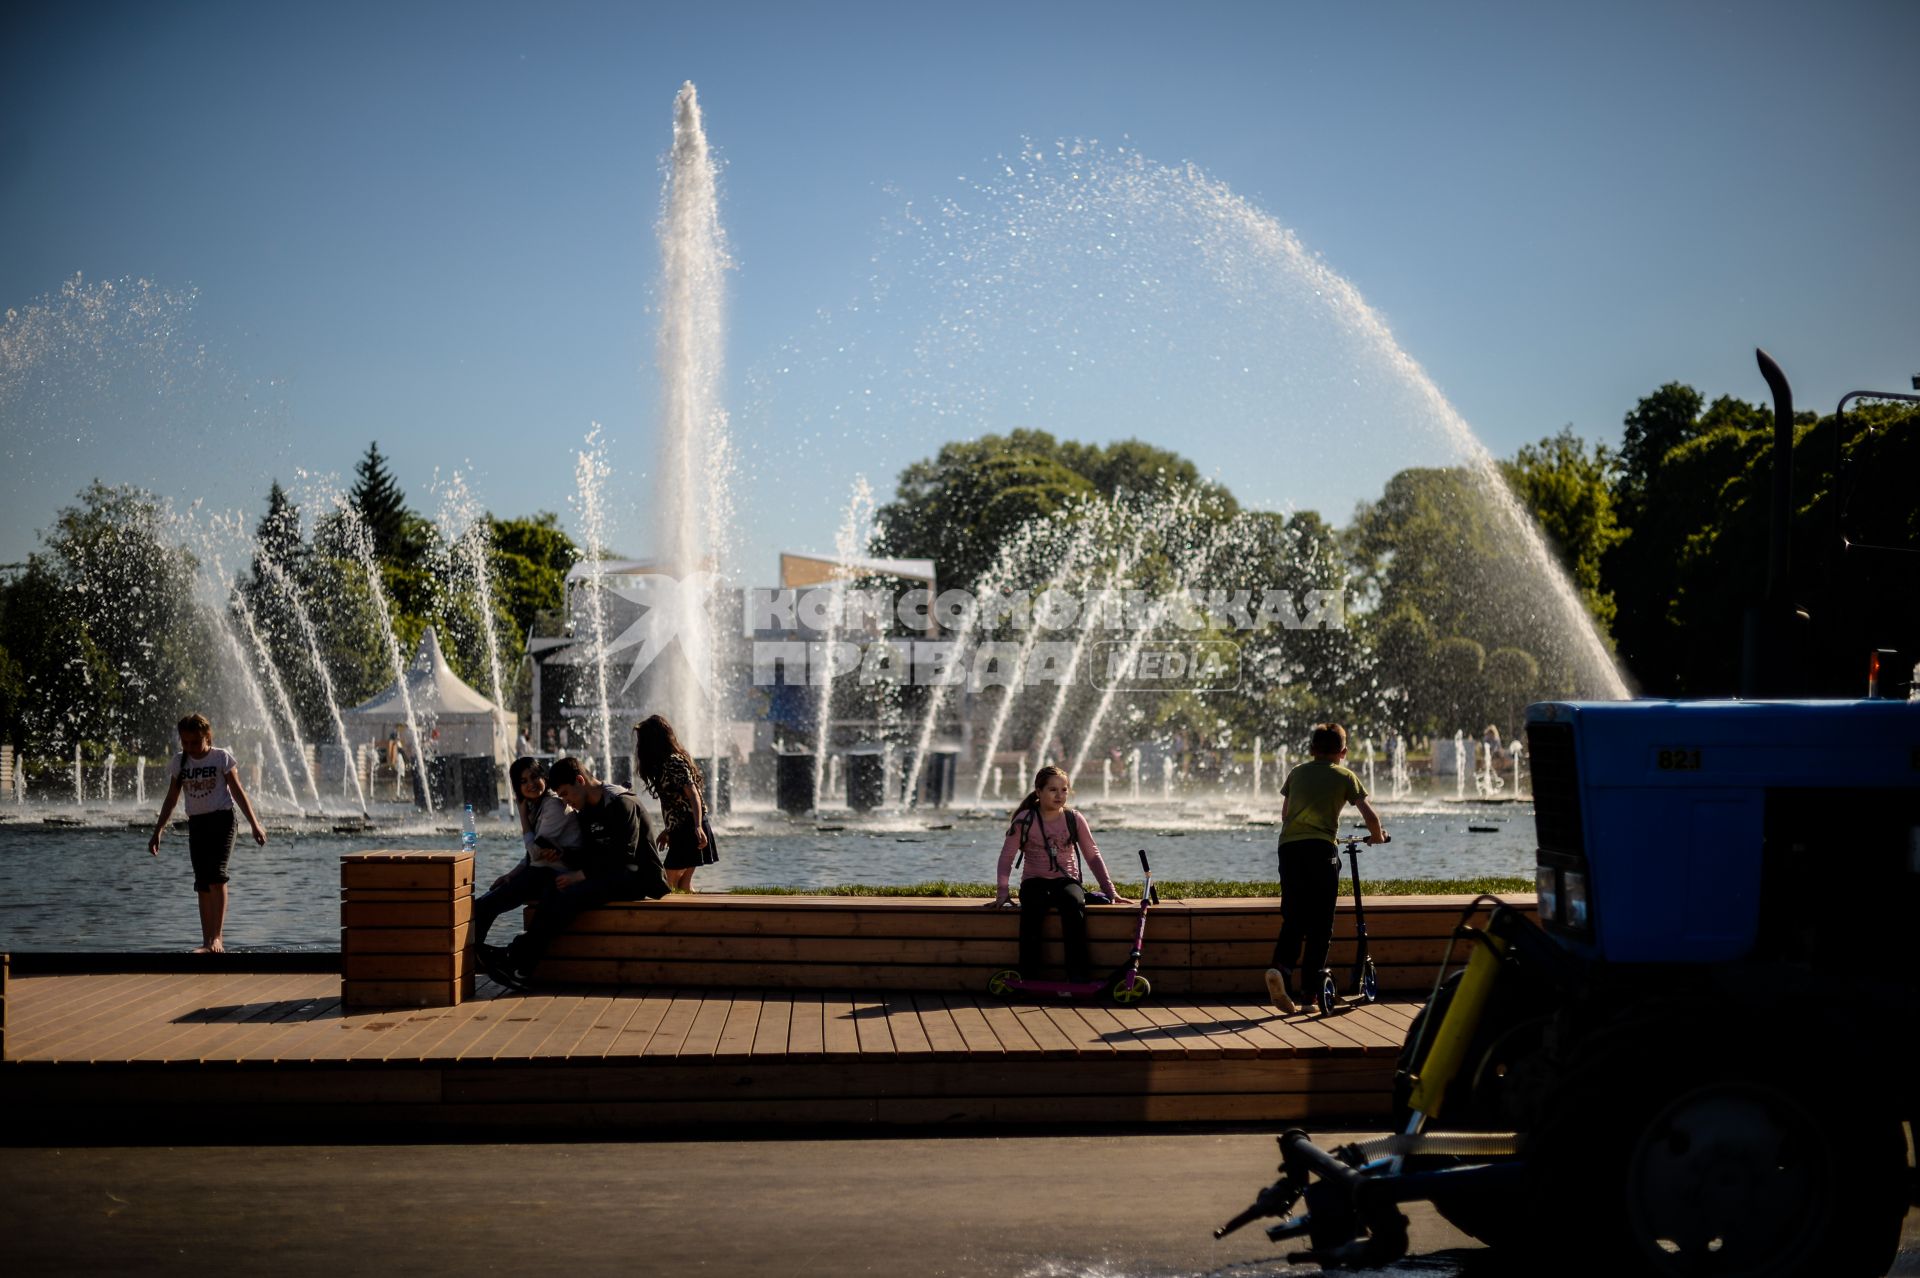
[1500,428,1625,630]
[0,482,207,756]
[349,442,418,563]
[1616,382,1705,518]
[490,513,577,640]
[871,430,1235,590]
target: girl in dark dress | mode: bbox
[634,714,717,892]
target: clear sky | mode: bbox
[3,0,1916,579]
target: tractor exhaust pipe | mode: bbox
[1743,349,1802,696]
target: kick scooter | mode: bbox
[987,849,1158,1005]
[1310,833,1389,1015]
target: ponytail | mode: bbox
[1005,764,1070,836]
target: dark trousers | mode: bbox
[505,868,654,973]
[472,863,553,947]
[1019,877,1091,981]
[1271,839,1340,982]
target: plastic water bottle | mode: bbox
[461,803,477,857]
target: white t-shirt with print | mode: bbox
[169,747,238,817]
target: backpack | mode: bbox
[1014,807,1090,884]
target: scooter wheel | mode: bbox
[1317,971,1338,1015]
[1109,973,1151,1005]
[986,968,1021,998]
[1361,958,1380,1004]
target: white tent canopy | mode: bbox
[344,627,514,762]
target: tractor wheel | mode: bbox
[1526,1042,1908,1278]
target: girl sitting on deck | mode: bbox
[471,756,581,948]
[992,766,1126,982]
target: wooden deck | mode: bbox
[0,969,1421,1133]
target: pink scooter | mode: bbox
[986,849,1158,1005]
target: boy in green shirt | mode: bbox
[1266,722,1386,1012]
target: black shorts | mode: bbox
[188,809,237,891]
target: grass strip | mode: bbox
[731,877,1533,899]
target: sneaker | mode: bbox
[476,944,527,992]
[1264,967,1298,1013]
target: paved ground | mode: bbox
[1,1132,1916,1276]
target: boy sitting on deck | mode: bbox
[478,756,670,990]
[1265,722,1386,1013]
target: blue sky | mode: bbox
[3,0,1916,578]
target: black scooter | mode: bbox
[1311,833,1388,1015]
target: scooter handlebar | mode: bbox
[1138,848,1151,873]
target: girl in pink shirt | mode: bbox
[993,765,1125,981]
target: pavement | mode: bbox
[1,1131,1916,1277]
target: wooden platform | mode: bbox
[0,969,1423,1133]
[534,893,1532,994]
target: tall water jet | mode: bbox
[971,513,1104,803]
[653,81,733,751]
[811,478,876,811]
[255,553,370,814]
[437,471,510,766]
[214,615,300,808]
[228,577,323,813]
[902,504,1056,804]
[1068,488,1217,779]
[335,499,433,813]
[573,426,617,776]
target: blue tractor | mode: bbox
[1217,355,1920,1275]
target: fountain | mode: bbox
[969,512,1103,802]
[1453,730,1467,801]
[333,499,434,812]
[812,479,877,811]
[253,553,370,813]
[1362,737,1376,795]
[228,574,323,812]
[572,426,617,779]
[1101,757,1111,800]
[436,472,511,769]
[1252,735,1263,800]
[1161,754,1174,801]
[653,81,734,753]
[1391,736,1411,800]
[1509,739,1526,800]
[72,745,82,807]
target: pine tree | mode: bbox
[253,480,306,583]
[349,442,411,561]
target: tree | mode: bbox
[1616,382,1705,519]
[871,431,1097,589]
[870,430,1238,590]
[0,482,207,756]
[349,442,416,562]
[1500,428,1625,630]
[490,513,578,640]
